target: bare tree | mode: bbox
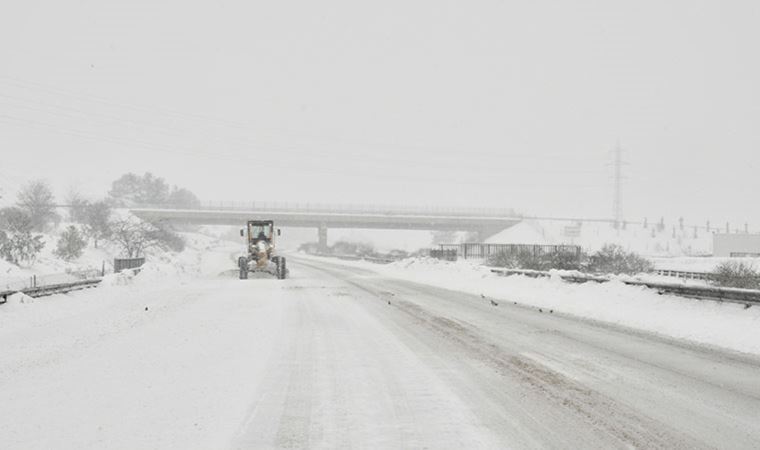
[17,180,60,231]
[109,218,156,258]
[108,217,184,257]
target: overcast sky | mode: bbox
[1,1,759,227]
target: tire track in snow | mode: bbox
[298,257,706,448]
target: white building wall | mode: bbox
[712,233,760,257]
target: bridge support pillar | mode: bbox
[318,224,328,253]
[474,225,510,242]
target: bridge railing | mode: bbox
[132,201,520,218]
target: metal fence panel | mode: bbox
[430,249,457,261]
[438,243,581,261]
[114,257,145,273]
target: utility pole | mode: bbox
[612,141,624,228]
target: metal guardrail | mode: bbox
[653,269,712,281]
[2,268,104,291]
[489,268,608,283]
[0,258,145,305]
[314,253,396,264]
[624,279,760,304]
[490,268,760,305]
[1,278,102,303]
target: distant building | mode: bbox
[712,233,760,257]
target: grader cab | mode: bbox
[238,220,287,279]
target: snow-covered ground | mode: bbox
[2,239,760,448]
[651,255,760,272]
[0,241,505,448]
[0,221,236,290]
[298,254,760,356]
[0,226,117,290]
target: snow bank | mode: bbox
[5,292,35,305]
[486,219,713,257]
[98,270,135,288]
[485,220,555,245]
[313,256,760,356]
[0,230,240,335]
[652,256,760,272]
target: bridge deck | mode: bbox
[130,207,522,231]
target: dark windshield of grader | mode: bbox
[247,222,274,242]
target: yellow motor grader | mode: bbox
[238,220,287,279]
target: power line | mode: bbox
[0,75,604,163]
[0,112,611,192]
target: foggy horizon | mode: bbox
[1,1,759,227]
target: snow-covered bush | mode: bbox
[488,250,582,271]
[0,207,45,264]
[148,226,186,252]
[0,231,45,265]
[54,225,88,261]
[586,244,653,275]
[330,240,375,257]
[711,261,760,289]
[489,252,536,269]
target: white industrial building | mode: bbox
[712,233,760,257]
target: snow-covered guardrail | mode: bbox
[312,253,397,264]
[489,268,609,283]
[653,269,712,281]
[489,268,760,306]
[0,278,102,304]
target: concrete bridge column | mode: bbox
[318,223,328,252]
[474,225,506,242]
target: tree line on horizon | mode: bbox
[0,172,198,265]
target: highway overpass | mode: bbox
[130,202,522,250]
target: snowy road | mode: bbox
[2,255,760,449]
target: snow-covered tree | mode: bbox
[82,200,112,248]
[167,187,200,207]
[109,172,170,206]
[55,225,87,261]
[16,180,60,231]
[109,172,200,208]
[66,190,90,223]
[0,207,45,264]
[108,173,142,205]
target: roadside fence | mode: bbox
[114,257,145,273]
[435,243,582,261]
